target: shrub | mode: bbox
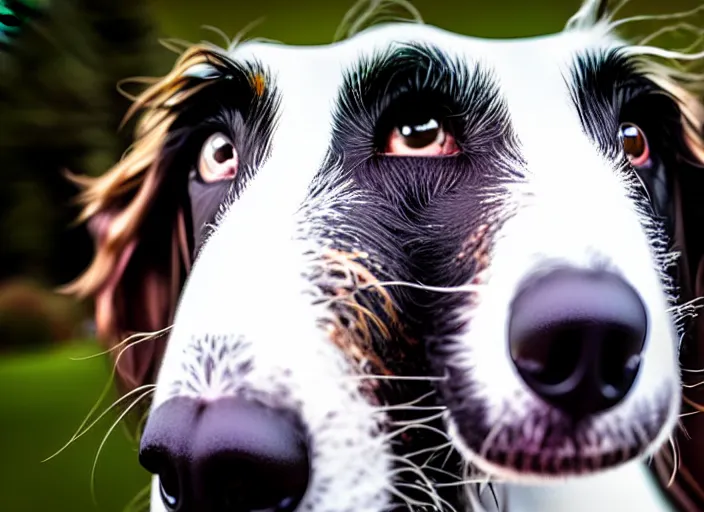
[0,279,88,351]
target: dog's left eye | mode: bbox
[383,116,459,156]
[618,123,651,168]
[198,132,239,182]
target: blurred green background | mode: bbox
[0,0,700,511]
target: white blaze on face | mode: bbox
[150,42,397,512]
[446,32,680,461]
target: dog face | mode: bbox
[68,0,704,510]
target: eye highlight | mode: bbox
[618,123,651,168]
[198,132,239,182]
[383,115,459,156]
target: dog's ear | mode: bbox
[645,78,704,507]
[62,46,233,395]
[673,92,704,509]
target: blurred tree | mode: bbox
[0,0,168,349]
[0,0,165,290]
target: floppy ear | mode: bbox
[645,79,704,507]
[62,45,234,395]
[671,95,704,510]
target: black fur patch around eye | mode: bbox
[568,48,687,239]
[152,58,281,257]
[321,43,519,299]
[302,47,523,474]
[330,42,515,166]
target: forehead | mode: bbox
[195,23,629,216]
[228,22,621,102]
[223,23,624,149]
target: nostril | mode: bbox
[512,323,583,386]
[158,464,180,511]
[599,327,643,398]
[139,396,311,512]
[508,268,648,419]
[194,397,310,511]
[139,397,199,511]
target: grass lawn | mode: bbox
[0,342,151,512]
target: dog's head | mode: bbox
[67,36,466,512]
[66,0,704,509]
[413,2,704,483]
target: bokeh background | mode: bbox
[0,0,700,510]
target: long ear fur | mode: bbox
[62,44,236,395]
[630,36,704,512]
[651,78,704,512]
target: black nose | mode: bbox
[139,396,310,512]
[508,268,648,420]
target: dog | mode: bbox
[65,0,704,510]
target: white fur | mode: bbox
[146,17,682,512]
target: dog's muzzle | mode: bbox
[508,268,648,420]
[139,397,311,512]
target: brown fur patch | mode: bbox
[251,72,266,97]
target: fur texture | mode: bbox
[65,0,704,510]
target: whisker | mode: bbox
[479,416,506,460]
[422,464,464,481]
[405,441,454,460]
[667,434,680,487]
[361,280,484,294]
[90,388,156,504]
[345,374,448,382]
[374,404,445,413]
[45,326,167,461]
[389,410,448,428]
[70,325,172,361]
[421,441,457,470]
[373,389,442,412]
[396,482,459,512]
[682,380,704,389]
[385,423,452,443]
[435,476,497,487]
[667,295,704,315]
[388,455,444,510]
[383,486,427,510]
[42,384,156,463]
[680,366,704,373]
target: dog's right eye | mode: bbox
[198,132,238,183]
[383,116,460,156]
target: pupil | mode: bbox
[213,143,234,164]
[399,117,441,149]
[621,125,644,157]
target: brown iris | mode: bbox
[384,116,459,156]
[618,123,650,167]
